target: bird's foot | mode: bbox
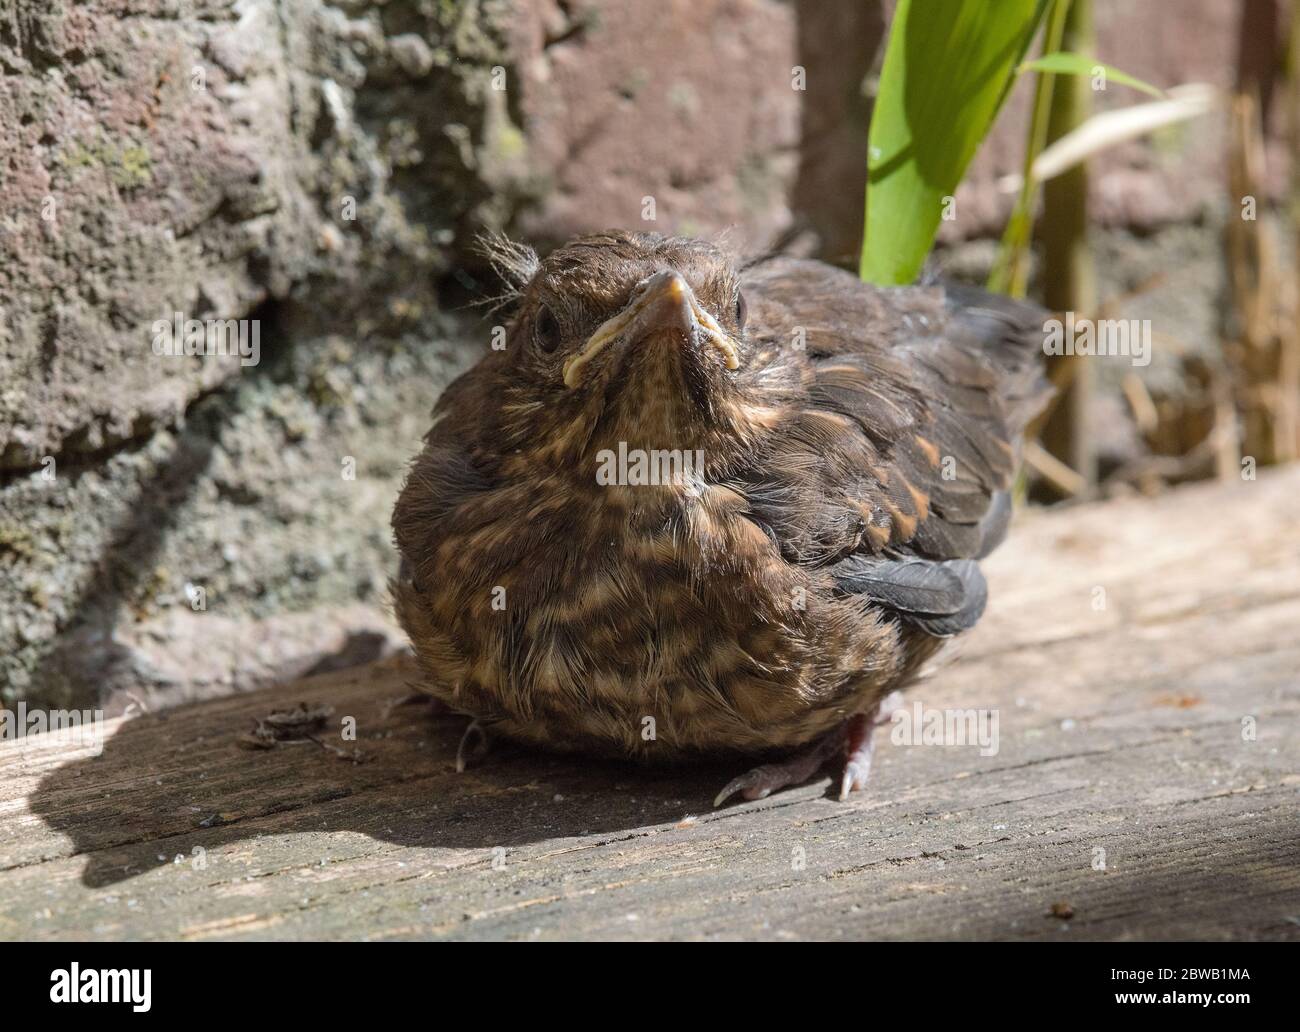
[837,690,903,800]
[712,734,840,808]
[455,719,490,773]
[713,690,904,808]
[383,689,449,720]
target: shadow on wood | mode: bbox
[25,663,753,890]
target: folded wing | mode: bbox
[737,258,1051,635]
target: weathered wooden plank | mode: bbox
[2,468,1298,941]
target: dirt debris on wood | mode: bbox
[236,702,367,764]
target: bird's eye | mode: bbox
[734,291,748,331]
[534,305,560,353]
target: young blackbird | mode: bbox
[392,231,1051,805]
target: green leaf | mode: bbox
[861,0,1049,286]
[1019,52,1164,98]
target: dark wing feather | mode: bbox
[739,257,1050,632]
[832,556,988,637]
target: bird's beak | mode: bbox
[562,270,740,388]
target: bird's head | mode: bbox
[474,231,794,483]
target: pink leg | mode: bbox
[713,691,904,808]
[712,733,842,807]
[838,690,903,800]
[384,689,451,720]
[455,719,490,772]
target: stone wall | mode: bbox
[1,0,518,710]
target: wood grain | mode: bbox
[2,468,1298,941]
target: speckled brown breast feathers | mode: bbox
[392,231,1050,764]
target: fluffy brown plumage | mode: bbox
[392,231,1050,802]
